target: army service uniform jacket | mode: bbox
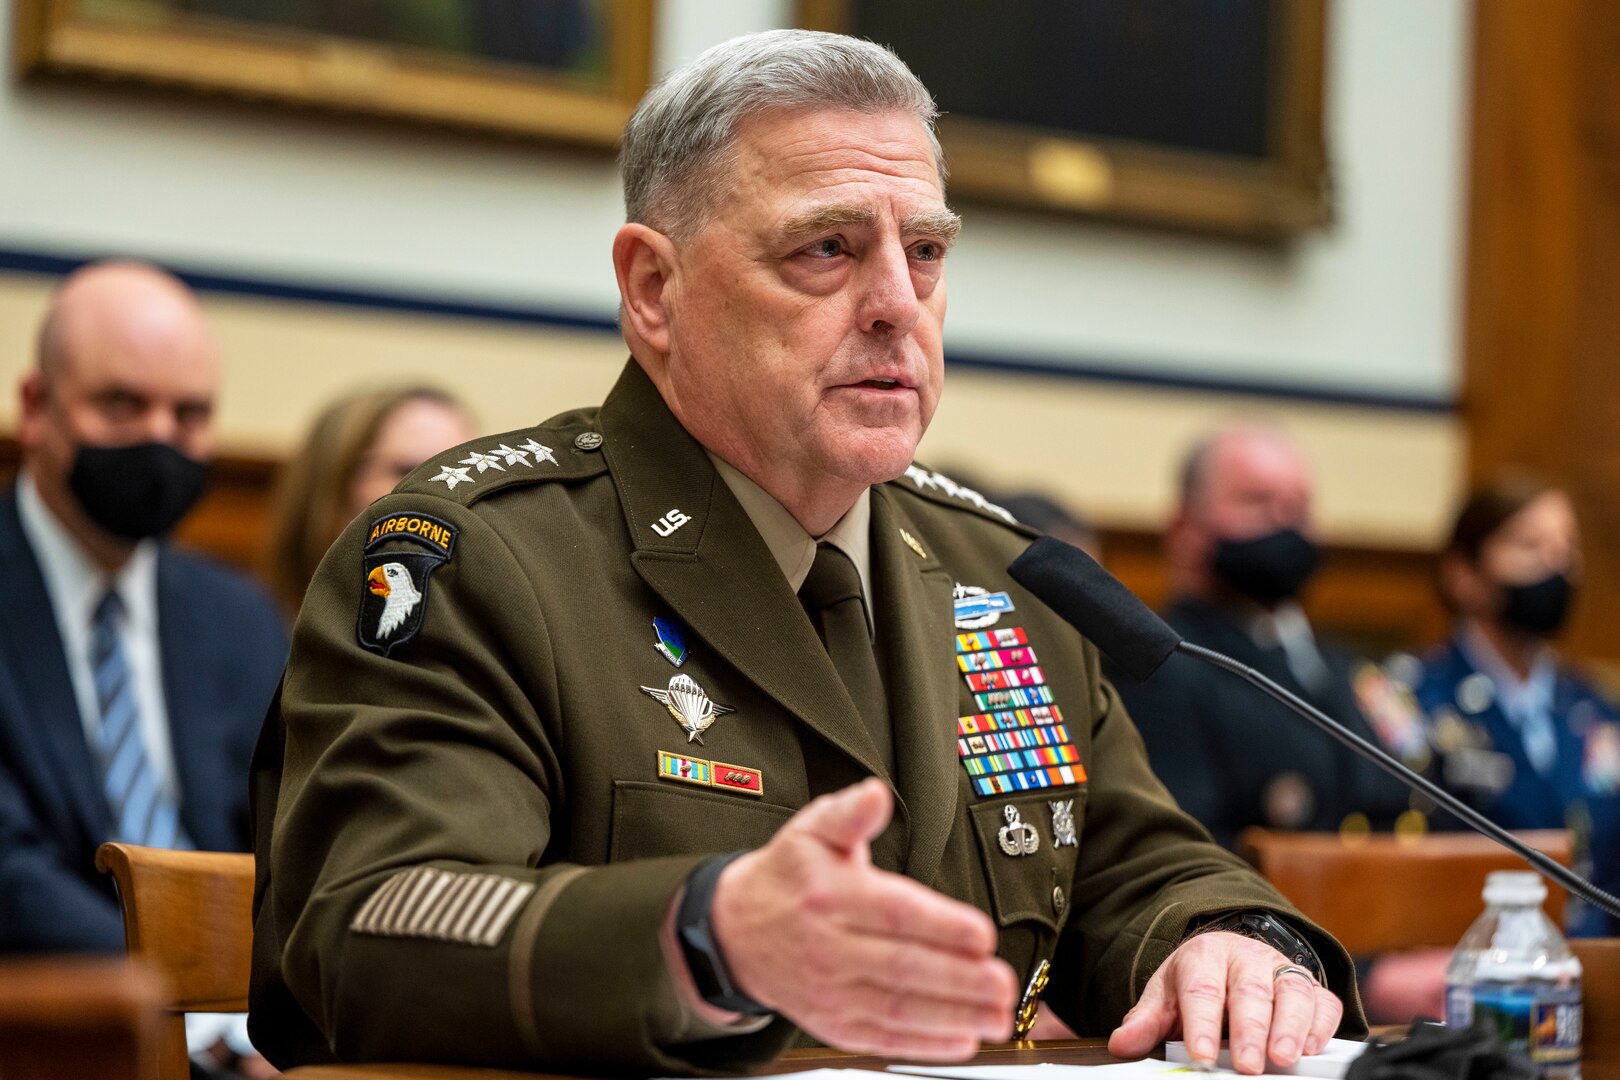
[250,361,1362,1074]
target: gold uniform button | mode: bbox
[1052,885,1066,915]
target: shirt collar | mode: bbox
[1458,622,1556,721]
[1246,601,1311,651]
[17,469,161,633]
[706,453,874,630]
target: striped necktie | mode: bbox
[92,589,185,848]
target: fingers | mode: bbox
[1106,976,1173,1060]
[812,976,1016,1044]
[1113,933,1348,1074]
[1221,959,1277,1074]
[845,866,1001,955]
[1171,965,1228,1069]
[794,938,1016,1057]
[1304,985,1343,1056]
[1265,970,1319,1068]
[793,778,893,856]
[813,1016,983,1062]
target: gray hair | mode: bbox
[621,28,944,240]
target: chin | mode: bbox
[822,428,923,488]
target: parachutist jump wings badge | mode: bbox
[641,673,734,743]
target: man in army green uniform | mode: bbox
[250,29,1362,1076]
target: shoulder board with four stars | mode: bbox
[397,414,609,506]
[890,464,1037,537]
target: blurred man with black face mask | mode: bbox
[0,262,287,1071]
[1116,423,1412,844]
[1401,474,1620,937]
[1113,424,1446,1022]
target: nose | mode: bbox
[856,239,921,336]
[139,407,181,446]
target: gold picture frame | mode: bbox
[798,0,1331,238]
[12,0,654,147]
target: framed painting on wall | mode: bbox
[12,0,654,146]
[798,0,1332,238]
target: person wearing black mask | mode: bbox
[1113,423,1440,1022]
[1400,473,1619,937]
[0,262,287,1074]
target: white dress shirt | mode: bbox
[16,471,181,804]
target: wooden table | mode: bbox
[285,1038,1126,1079]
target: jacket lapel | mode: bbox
[0,491,112,841]
[869,487,960,884]
[599,362,888,782]
[156,551,218,848]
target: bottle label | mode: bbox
[1450,981,1581,1066]
[1529,999,1582,1064]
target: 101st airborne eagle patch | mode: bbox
[357,512,457,657]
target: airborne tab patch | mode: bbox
[358,511,457,657]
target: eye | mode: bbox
[802,236,846,259]
[911,240,946,262]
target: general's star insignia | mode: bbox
[520,438,558,466]
[640,673,735,744]
[429,465,473,490]
[490,443,532,468]
[460,451,505,474]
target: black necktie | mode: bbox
[798,543,893,772]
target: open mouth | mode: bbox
[855,377,902,390]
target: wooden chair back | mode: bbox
[1237,828,1572,954]
[0,956,166,1080]
[1572,938,1620,1077]
[96,842,257,1080]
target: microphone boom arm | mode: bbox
[1177,641,1620,921]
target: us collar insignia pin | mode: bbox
[997,804,1040,856]
[900,528,927,559]
[641,673,734,743]
[1049,799,1077,847]
[653,616,688,668]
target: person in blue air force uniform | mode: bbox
[1398,473,1620,936]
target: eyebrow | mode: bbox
[775,204,963,246]
[902,208,963,243]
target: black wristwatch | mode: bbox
[675,853,775,1016]
[1191,911,1325,982]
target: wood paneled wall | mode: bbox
[1465,0,1620,661]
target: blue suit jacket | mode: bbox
[1413,637,1620,936]
[0,489,289,953]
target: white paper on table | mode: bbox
[889,1061,1187,1078]
[1164,1037,1367,1077]
[658,1070,869,1080]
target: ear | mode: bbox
[1164,505,1203,570]
[1439,551,1488,616]
[17,371,48,451]
[613,223,678,358]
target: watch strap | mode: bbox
[676,852,774,1016]
[1190,911,1326,982]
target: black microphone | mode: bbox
[1008,534,1620,922]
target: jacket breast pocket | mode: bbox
[608,780,796,863]
[968,790,1085,932]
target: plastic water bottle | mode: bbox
[1445,870,1583,1078]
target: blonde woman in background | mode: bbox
[262,386,475,616]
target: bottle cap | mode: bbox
[1482,870,1547,906]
